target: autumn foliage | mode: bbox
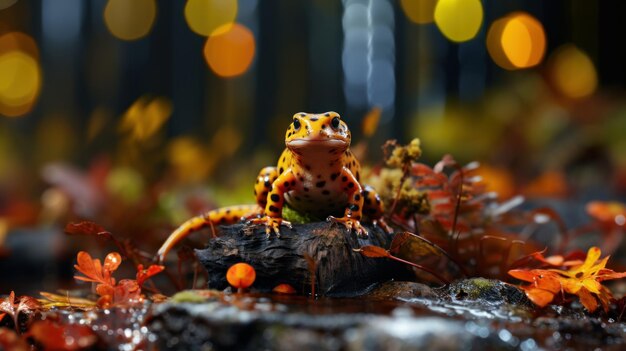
[509,247,626,312]
[73,251,164,308]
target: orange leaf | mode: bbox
[508,269,561,293]
[355,245,390,258]
[103,252,122,273]
[136,264,165,287]
[522,286,556,307]
[577,287,599,312]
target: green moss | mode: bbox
[282,203,321,223]
[170,290,210,303]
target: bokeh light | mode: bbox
[549,45,597,99]
[400,0,437,24]
[0,32,39,58]
[185,0,238,37]
[203,23,255,78]
[487,12,546,70]
[119,96,172,142]
[434,0,483,42]
[104,0,157,41]
[0,33,42,117]
[0,0,17,10]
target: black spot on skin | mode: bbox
[253,190,257,196]
[331,173,339,181]
[282,156,286,163]
[325,112,330,116]
[376,198,381,204]
[316,181,326,188]
[356,172,360,181]
[317,174,322,179]
[310,117,318,122]
[269,205,280,213]
[226,209,231,214]
[279,167,284,174]
[321,124,327,129]
[299,177,304,181]
[354,194,361,201]
[270,194,280,202]
[291,180,296,186]
[348,182,354,188]
[220,218,228,224]
[262,191,268,198]
[264,180,271,188]
[349,204,360,211]
[304,187,309,192]
[305,165,311,171]
[300,113,306,116]
[364,198,372,205]
[342,176,348,182]
[322,190,330,195]
[295,196,301,201]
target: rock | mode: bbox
[442,278,530,306]
[195,222,411,296]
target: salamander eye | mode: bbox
[331,117,340,129]
[293,118,301,130]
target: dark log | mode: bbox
[195,222,410,296]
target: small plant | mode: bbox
[72,251,164,308]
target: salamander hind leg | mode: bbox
[249,166,279,219]
[362,185,393,233]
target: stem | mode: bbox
[388,164,410,217]
[388,254,450,285]
[404,232,469,277]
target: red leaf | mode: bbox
[0,328,28,351]
[136,264,165,287]
[64,221,112,240]
[411,163,435,177]
[28,320,97,351]
[355,245,390,258]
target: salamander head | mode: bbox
[285,112,351,154]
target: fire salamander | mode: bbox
[157,112,389,261]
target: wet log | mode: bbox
[195,222,409,296]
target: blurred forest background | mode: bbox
[2,0,626,293]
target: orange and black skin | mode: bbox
[156,112,389,262]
